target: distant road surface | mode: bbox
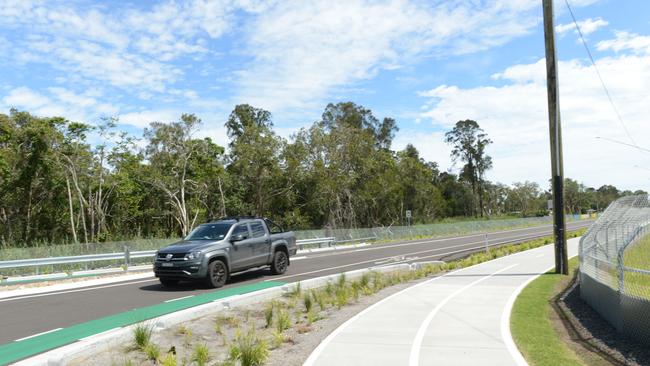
[0,220,591,345]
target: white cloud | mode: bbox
[556,17,608,37]
[0,1,237,94]
[234,0,573,112]
[416,33,650,191]
[597,31,650,54]
[2,87,118,122]
[117,110,182,129]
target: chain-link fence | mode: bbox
[579,194,650,346]
[294,216,560,241]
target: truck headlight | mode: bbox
[185,251,202,260]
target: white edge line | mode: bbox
[164,295,194,303]
[408,263,519,366]
[501,253,579,366]
[0,278,158,303]
[291,256,307,261]
[15,328,62,342]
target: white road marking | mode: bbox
[535,254,545,258]
[0,278,158,303]
[164,295,194,303]
[409,263,519,366]
[291,256,306,261]
[15,328,62,342]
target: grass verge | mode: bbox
[511,257,583,366]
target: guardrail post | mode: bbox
[124,245,130,271]
[484,233,489,253]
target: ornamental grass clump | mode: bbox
[229,328,269,366]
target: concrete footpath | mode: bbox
[305,238,580,366]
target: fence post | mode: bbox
[124,245,130,271]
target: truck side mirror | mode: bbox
[231,234,246,242]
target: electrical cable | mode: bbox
[564,0,639,150]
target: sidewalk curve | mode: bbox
[305,238,580,366]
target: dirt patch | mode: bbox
[554,279,650,366]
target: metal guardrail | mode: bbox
[0,237,343,272]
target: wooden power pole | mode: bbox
[542,0,569,275]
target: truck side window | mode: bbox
[250,222,266,238]
[232,224,250,239]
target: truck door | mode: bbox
[249,220,271,266]
[229,223,254,270]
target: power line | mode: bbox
[595,136,650,154]
[563,0,639,148]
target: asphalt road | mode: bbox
[0,220,592,345]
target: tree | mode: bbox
[445,120,492,217]
[226,104,285,217]
[144,114,223,236]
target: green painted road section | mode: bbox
[0,281,285,365]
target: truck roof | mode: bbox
[209,216,264,223]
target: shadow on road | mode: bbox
[138,267,274,292]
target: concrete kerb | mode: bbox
[13,262,419,366]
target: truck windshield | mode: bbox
[184,223,232,241]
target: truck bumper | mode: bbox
[154,260,206,279]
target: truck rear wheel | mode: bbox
[205,259,228,288]
[270,250,288,275]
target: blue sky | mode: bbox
[1,0,649,191]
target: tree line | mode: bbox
[0,103,642,247]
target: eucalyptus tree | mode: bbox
[144,114,221,236]
[225,104,285,217]
[445,120,492,217]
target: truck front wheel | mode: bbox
[205,259,228,288]
[270,250,288,275]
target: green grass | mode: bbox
[623,233,650,299]
[228,328,269,366]
[511,257,582,366]
[132,322,153,350]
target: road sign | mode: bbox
[405,210,412,218]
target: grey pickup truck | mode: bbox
[154,217,297,288]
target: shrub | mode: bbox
[351,281,360,302]
[336,273,346,289]
[143,343,160,361]
[275,308,291,333]
[306,308,320,325]
[270,330,284,349]
[335,288,349,309]
[360,273,370,289]
[264,302,274,328]
[312,289,327,311]
[132,323,152,350]
[229,329,269,366]
[160,352,177,366]
[192,343,210,366]
[303,292,313,313]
